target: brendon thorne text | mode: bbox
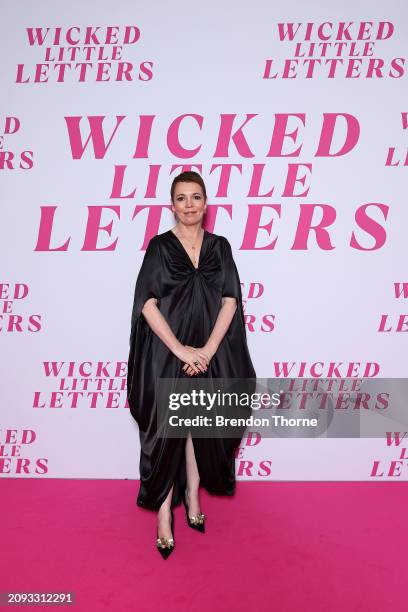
[167,415,317,428]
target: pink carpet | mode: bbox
[1,480,405,611]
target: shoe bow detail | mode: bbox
[188,513,205,525]
[156,536,175,549]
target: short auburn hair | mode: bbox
[170,171,207,204]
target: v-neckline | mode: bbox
[168,228,207,269]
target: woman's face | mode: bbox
[171,181,207,226]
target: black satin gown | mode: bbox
[126,229,257,511]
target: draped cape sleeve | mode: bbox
[221,237,242,301]
[129,235,162,341]
[219,236,253,352]
[127,235,163,425]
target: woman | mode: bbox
[127,171,256,559]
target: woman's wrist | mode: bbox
[170,339,184,358]
[203,342,217,359]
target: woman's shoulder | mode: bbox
[203,230,233,248]
[154,229,174,243]
[209,232,232,249]
[145,233,161,249]
[206,230,224,240]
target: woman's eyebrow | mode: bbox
[176,192,201,196]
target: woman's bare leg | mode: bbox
[185,431,201,515]
[157,485,173,540]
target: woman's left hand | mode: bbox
[182,345,212,376]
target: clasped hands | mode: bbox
[178,344,214,376]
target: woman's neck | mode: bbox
[173,223,203,241]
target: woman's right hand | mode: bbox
[175,345,210,375]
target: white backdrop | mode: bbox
[1,0,408,480]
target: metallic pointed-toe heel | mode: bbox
[156,509,175,559]
[183,491,205,534]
